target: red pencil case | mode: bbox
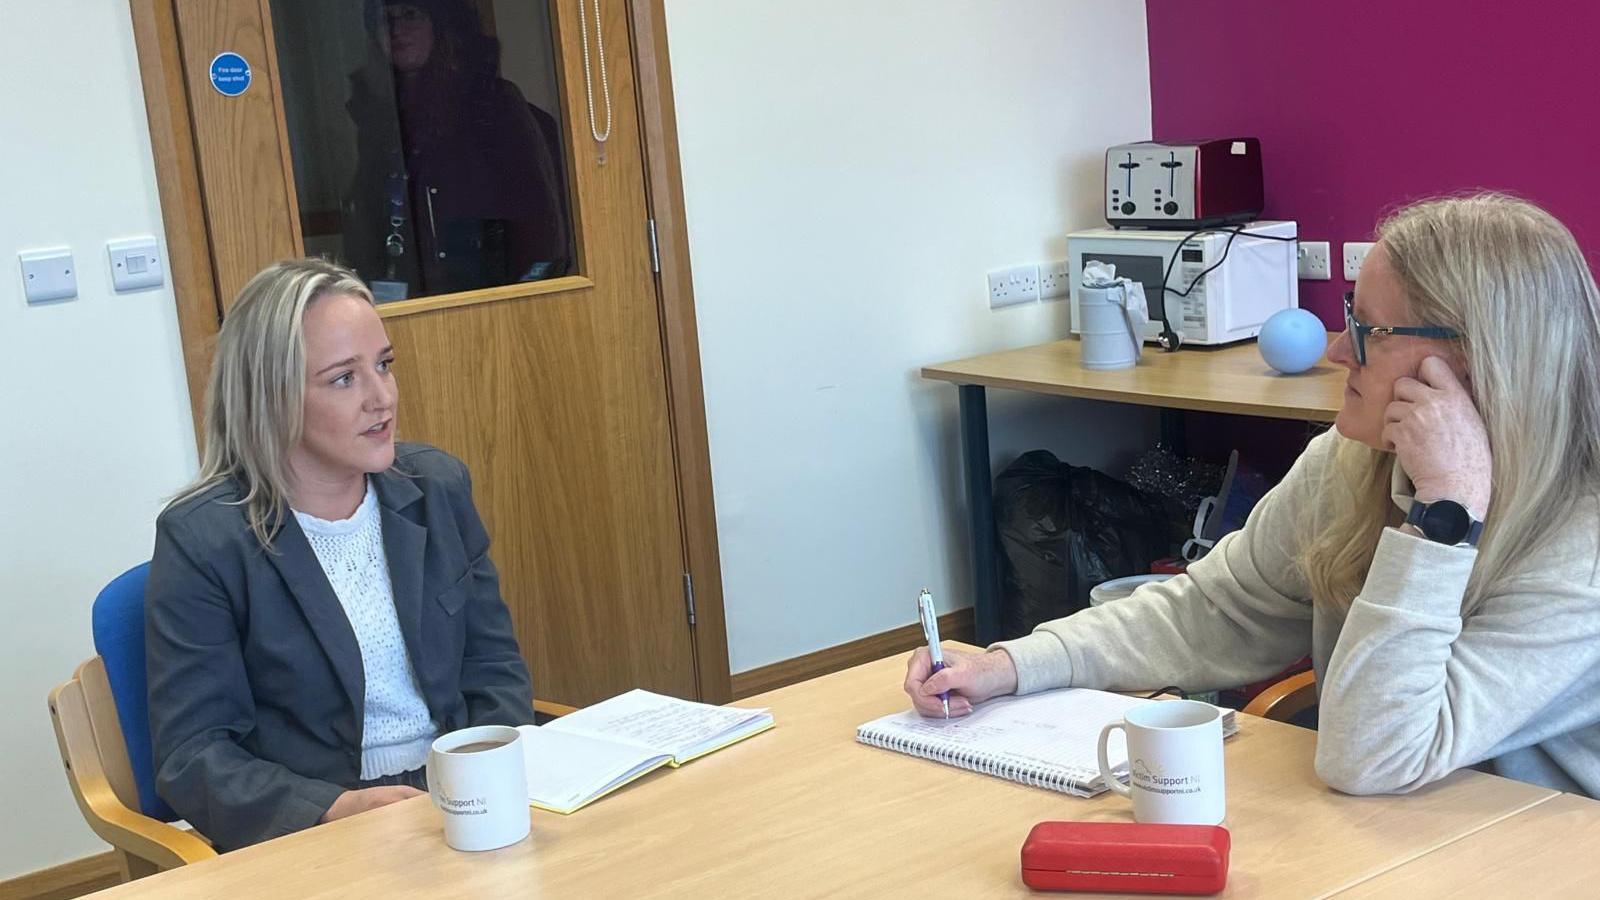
[1020,821,1230,895]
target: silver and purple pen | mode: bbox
[918,589,950,718]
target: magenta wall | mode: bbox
[1145,0,1600,328]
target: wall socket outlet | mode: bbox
[1343,241,1375,281]
[1039,260,1072,300]
[987,264,1040,308]
[1297,241,1331,280]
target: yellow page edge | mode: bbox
[528,754,674,815]
[667,718,776,767]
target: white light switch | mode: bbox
[19,248,78,304]
[108,237,164,292]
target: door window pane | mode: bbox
[271,0,574,301]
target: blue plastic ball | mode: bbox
[1258,308,1329,374]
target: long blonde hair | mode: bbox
[1302,193,1600,612]
[170,258,377,548]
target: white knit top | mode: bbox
[293,481,435,779]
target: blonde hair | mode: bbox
[170,258,377,548]
[1302,193,1600,612]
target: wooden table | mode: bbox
[1337,792,1600,898]
[91,649,1556,899]
[921,337,1345,643]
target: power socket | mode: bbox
[1296,241,1331,280]
[987,264,1040,308]
[1343,241,1375,281]
[1039,260,1072,300]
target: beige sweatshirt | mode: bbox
[994,430,1600,797]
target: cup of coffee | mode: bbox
[426,725,530,851]
[1096,700,1226,825]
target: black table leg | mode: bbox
[958,385,1001,645]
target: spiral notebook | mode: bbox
[856,689,1237,797]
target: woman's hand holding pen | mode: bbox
[903,647,1019,718]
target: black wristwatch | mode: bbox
[1405,498,1484,547]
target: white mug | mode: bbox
[426,725,530,851]
[1096,699,1226,825]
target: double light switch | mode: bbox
[107,238,164,291]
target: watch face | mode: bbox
[1421,500,1472,545]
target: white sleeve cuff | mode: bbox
[989,630,1074,695]
[1360,526,1476,616]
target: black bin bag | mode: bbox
[994,450,1173,639]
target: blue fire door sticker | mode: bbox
[209,52,251,97]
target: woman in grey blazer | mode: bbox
[146,258,535,851]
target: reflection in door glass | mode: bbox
[271,0,573,301]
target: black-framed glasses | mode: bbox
[1343,291,1460,365]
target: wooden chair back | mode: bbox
[49,657,216,880]
[1242,669,1318,723]
[535,699,578,718]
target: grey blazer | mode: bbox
[145,443,535,851]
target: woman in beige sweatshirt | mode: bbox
[905,193,1600,798]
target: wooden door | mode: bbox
[156,0,706,707]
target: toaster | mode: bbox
[1105,139,1263,229]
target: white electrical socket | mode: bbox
[1038,260,1072,300]
[1343,241,1375,280]
[987,264,1040,308]
[1296,241,1331,280]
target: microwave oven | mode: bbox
[1067,221,1298,346]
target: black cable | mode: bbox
[1143,685,1189,700]
[1168,227,1299,299]
[1152,224,1300,352]
[1153,227,1212,351]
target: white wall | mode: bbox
[664,0,1158,672]
[0,2,198,880]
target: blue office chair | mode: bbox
[49,562,215,880]
[91,563,175,821]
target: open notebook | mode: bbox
[518,689,774,814]
[856,689,1237,797]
